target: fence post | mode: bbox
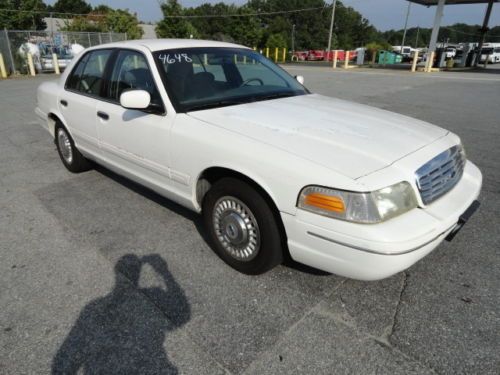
[411,50,419,72]
[0,53,7,78]
[5,29,15,75]
[27,53,36,76]
[52,53,60,74]
[332,50,338,69]
[98,33,102,45]
[344,51,349,69]
[109,32,112,42]
[87,32,92,47]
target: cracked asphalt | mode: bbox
[1,67,499,374]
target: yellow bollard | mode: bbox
[282,48,286,63]
[52,53,60,75]
[265,47,269,58]
[426,51,435,73]
[253,46,256,51]
[274,47,278,62]
[204,53,208,65]
[411,50,419,73]
[0,53,7,78]
[27,52,36,76]
[332,50,338,69]
[344,51,349,69]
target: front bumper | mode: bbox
[282,161,482,281]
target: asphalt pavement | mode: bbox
[1,67,499,374]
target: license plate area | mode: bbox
[445,200,480,242]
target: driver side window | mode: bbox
[107,50,164,112]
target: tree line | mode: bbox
[0,0,143,39]
[1,0,498,50]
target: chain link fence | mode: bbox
[0,30,126,76]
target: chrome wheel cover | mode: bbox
[57,129,73,164]
[213,196,260,261]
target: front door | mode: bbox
[96,49,174,190]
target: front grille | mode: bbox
[415,145,465,205]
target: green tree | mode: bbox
[266,33,287,48]
[62,7,144,39]
[103,9,144,39]
[0,0,47,30]
[50,0,92,15]
[156,0,199,39]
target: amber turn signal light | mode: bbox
[304,193,345,213]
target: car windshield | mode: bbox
[153,47,308,112]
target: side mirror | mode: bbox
[295,75,305,85]
[120,90,151,110]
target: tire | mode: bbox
[55,124,91,173]
[202,177,284,275]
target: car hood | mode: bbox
[188,93,448,179]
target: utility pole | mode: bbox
[327,0,337,51]
[474,0,494,67]
[401,1,411,51]
[415,26,420,48]
[292,24,296,52]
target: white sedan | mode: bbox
[35,39,482,280]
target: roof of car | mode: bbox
[93,39,250,52]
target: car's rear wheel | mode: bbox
[202,177,283,275]
[55,124,91,173]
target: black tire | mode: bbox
[54,124,91,173]
[202,177,284,275]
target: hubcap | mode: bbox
[213,196,260,261]
[57,129,73,164]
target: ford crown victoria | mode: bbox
[35,39,482,280]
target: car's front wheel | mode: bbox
[202,177,284,275]
[55,124,91,173]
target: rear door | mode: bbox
[60,49,113,156]
[95,48,175,190]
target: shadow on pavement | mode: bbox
[51,254,190,374]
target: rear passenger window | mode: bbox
[78,49,112,96]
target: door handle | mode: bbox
[97,111,109,120]
[60,99,68,107]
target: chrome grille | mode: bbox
[415,145,465,205]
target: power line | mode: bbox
[0,5,331,19]
[161,5,331,19]
[0,8,108,18]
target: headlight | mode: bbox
[298,182,418,223]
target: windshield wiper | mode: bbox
[185,99,244,112]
